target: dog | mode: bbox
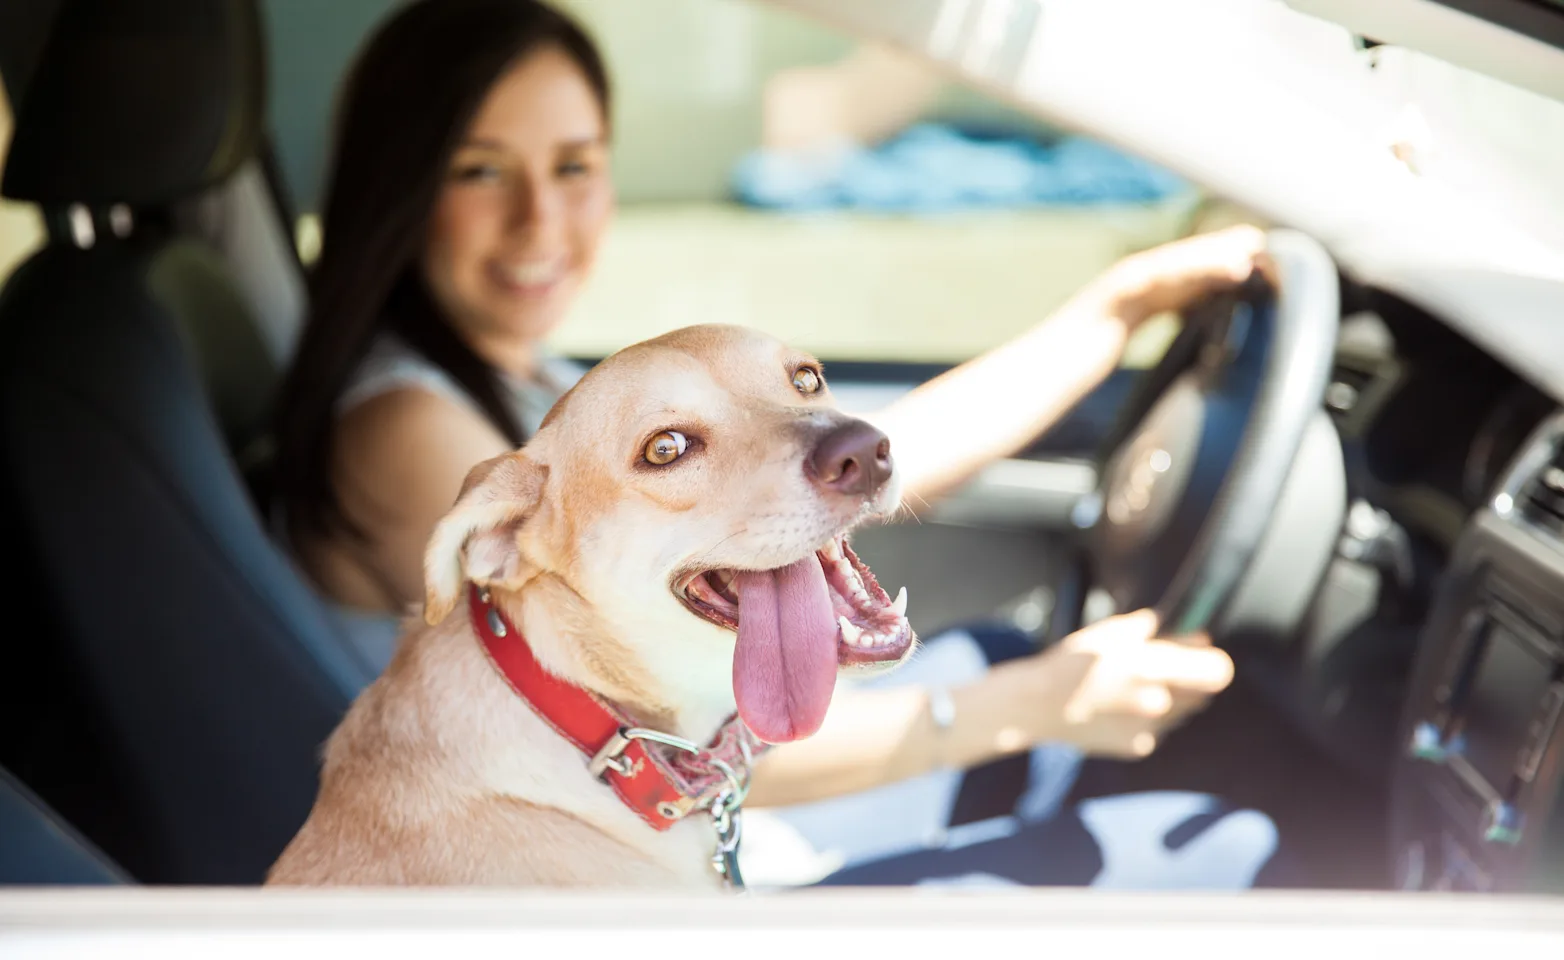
[266,324,916,888]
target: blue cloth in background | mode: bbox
[731,123,1190,214]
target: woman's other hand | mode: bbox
[946,610,1234,763]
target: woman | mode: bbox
[270,0,1277,888]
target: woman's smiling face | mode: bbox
[422,44,614,365]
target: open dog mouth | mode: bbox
[674,536,915,744]
[678,538,912,664]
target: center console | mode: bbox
[1393,413,1564,892]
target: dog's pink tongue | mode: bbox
[732,557,838,744]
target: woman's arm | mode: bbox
[864,287,1132,509]
[331,389,514,609]
[744,681,940,807]
[865,225,1269,508]
[745,611,1233,808]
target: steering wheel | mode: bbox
[1048,229,1341,642]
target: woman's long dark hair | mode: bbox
[269,0,609,539]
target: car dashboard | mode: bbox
[1317,287,1564,893]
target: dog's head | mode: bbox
[423,324,915,743]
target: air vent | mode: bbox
[1518,455,1564,536]
[1495,411,1564,542]
[1324,363,1375,417]
[1324,359,1404,439]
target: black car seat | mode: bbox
[0,0,377,884]
[0,764,128,885]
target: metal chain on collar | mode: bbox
[705,756,746,890]
[590,726,752,891]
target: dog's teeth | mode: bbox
[891,587,908,618]
[822,540,842,561]
[838,616,863,646]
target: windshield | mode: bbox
[768,0,1564,255]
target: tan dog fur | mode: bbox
[266,325,905,887]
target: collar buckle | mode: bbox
[587,725,703,780]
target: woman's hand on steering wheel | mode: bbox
[1089,224,1275,329]
[976,610,1235,760]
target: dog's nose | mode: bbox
[809,420,893,496]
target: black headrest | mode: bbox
[2,0,265,208]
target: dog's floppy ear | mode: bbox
[422,452,549,625]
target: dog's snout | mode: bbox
[809,420,892,496]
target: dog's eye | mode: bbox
[644,430,689,466]
[792,366,823,395]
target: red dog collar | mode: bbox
[468,585,762,833]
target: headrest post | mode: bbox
[67,204,95,250]
[108,205,135,240]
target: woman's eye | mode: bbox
[453,163,501,183]
[792,366,823,395]
[644,430,689,466]
[557,160,591,178]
